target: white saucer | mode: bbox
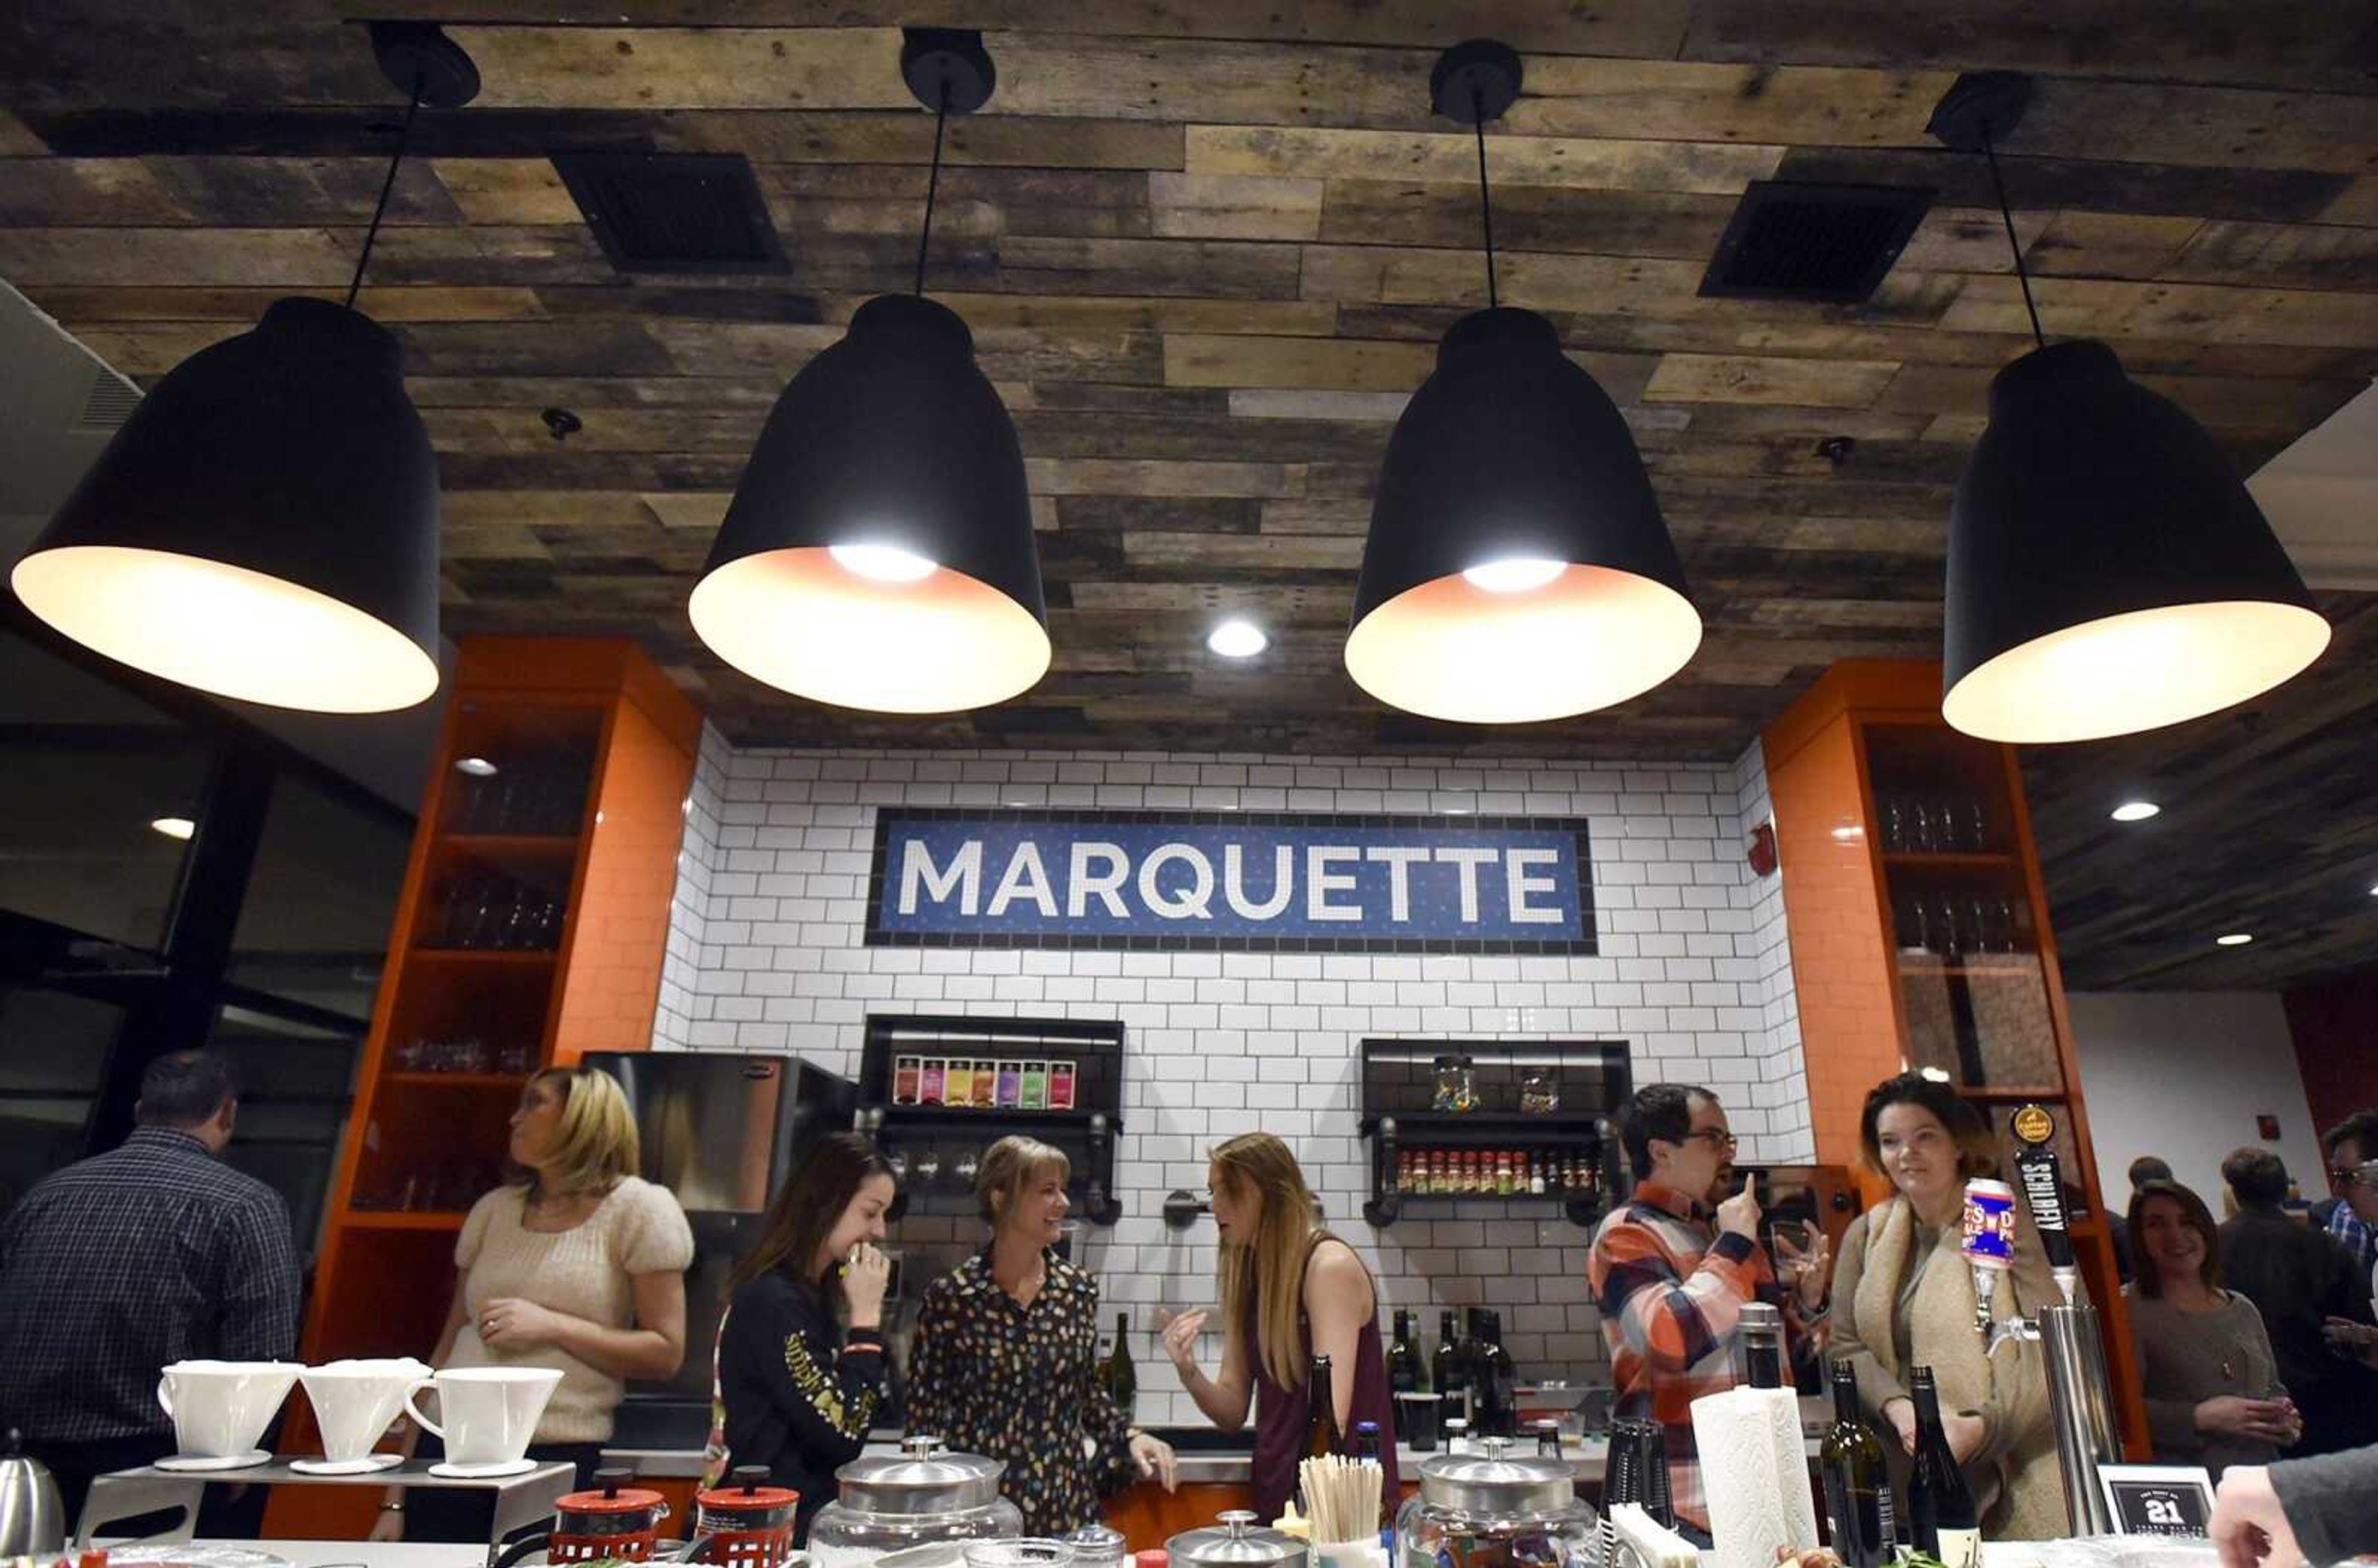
[291,1453,403,1476]
[429,1458,538,1479]
[156,1450,272,1473]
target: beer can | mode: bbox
[1960,1178,2018,1270]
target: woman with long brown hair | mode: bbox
[1161,1132,1398,1525]
[2123,1176,2297,1476]
[1829,1072,2068,1540]
[712,1131,897,1543]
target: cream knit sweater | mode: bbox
[445,1176,694,1444]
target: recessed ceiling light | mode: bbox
[829,542,938,583]
[1461,557,1567,595]
[2215,932,2253,947]
[455,756,499,778]
[1918,1066,1952,1083]
[150,816,196,840]
[1207,619,1268,658]
[1831,825,1864,841]
[2369,883,2378,898]
[2109,800,2160,822]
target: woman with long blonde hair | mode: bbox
[378,1065,693,1542]
[1161,1132,1398,1523]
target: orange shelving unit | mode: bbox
[266,637,700,1538]
[1761,660,2151,1458]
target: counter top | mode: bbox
[606,1420,1828,1488]
[116,1546,497,1568]
[601,1436,1618,1487]
[172,1540,2063,1567]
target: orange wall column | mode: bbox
[1762,665,1932,1182]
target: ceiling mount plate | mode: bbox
[368,20,482,109]
[1430,39,1522,126]
[1927,70,2032,152]
[901,27,996,116]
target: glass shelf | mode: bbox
[344,1210,468,1230]
[1883,852,2016,869]
[381,1072,530,1090]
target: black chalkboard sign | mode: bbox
[2099,1465,2215,1538]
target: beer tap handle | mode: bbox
[2010,1105,2081,1305]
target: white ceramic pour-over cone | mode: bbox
[403,1367,562,1466]
[301,1358,432,1463]
[155,1361,302,1458]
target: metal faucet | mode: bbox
[1967,1257,2078,1356]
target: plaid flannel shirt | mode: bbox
[0,1128,300,1444]
[1588,1180,1816,1531]
[2328,1202,2378,1306]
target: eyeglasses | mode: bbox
[1686,1130,1739,1151]
[2331,1165,2378,1191]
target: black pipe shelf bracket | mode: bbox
[1357,1037,1634,1231]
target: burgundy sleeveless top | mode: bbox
[1246,1235,1401,1526]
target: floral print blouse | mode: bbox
[906,1250,1135,1535]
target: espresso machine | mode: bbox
[1958,1105,2121,1536]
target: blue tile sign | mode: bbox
[864,810,1595,953]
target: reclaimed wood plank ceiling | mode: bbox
[1,2,2373,770]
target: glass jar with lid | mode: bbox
[1395,1438,1595,1568]
[808,1437,1026,1568]
[1063,1525,1126,1568]
[1517,1066,1559,1115]
[1432,1056,1478,1113]
[1166,1510,1307,1568]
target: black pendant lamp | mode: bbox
[1344,42,1699,725]
[1930,73,2328,744]
[9,24,469,714]
[690,30,1047,715]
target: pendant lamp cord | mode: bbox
[1472,89,1499,309]
[1980,123,2045,349]
[914,78,951,296]
[346,74,424,310]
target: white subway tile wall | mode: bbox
[651,734,1810,1426]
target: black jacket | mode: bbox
[2270,1444,2378,1566]
[2218,1207,2377,1455]
[718,1271,888,1543]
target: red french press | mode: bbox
[492,1468,671,1566]
[688,1465,800,1568]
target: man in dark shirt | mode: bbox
[0,1050,300,1523]
[2219,1146,2377,1458]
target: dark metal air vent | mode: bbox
[1699,180,1932,303]
[551,151,787,274]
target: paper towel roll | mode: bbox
[1689,1387,1819,1568]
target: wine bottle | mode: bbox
[1387,1309,1421,1395]
[1432,1310,1465,1419]
[1307,1353,1344,1460]
[1099,1310,1136,1424]
[1906,1367,1980,1568]
[1469,1308,1517,1437]
[1819,1360,1894,1568]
